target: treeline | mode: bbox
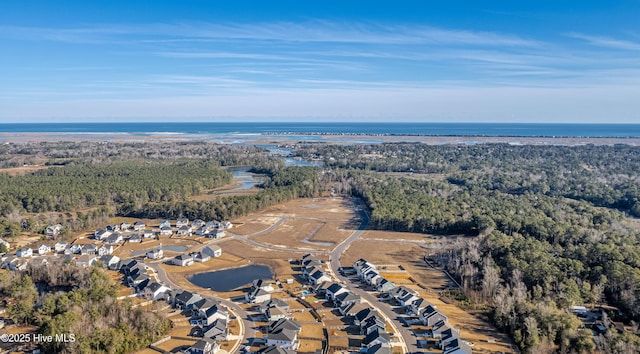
[123,166,323,220]
[0,159,232,216]
[295,143,640,216]
[0,140,271,167]
[0,263,170,353]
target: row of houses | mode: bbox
[354,258,471,354]
[117,259,232,354]
[298,255,393,354]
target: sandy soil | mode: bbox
[360,230,435,241]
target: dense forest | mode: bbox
[295,142,640,353]
[0,263,170,353]
[3,140,640,352]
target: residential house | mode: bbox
[143,230,155,239]
[143,281,170,300]
[128,233,142,243]
[192,252,210,262]
[205,221,219,229]
[361,316,386,335]
[54,241,67,253]
[193,298,221,315]
[340,302,369,317]
[366,343,392,354]
[364,329,392,348]
[308,269,331,286]
[105,233,123,245]
[335,291,361,308]
[203,245,222,258]
[81,244,97,255]
[200,304,229,327]
[99,255,121,270]
[221,221,233,229]
[420,305,448,327]
[133,221,146,231]
[66,244,82,255]
[203,318,228,341]
[98,244,113,256]
[375,278,396,293]
[195,227,210,237]
[177,225,193,236]
[37,244,51,255]
[398,291,420,307]
[266,306,288,321]
[76,254,98,268]
[354,258,377,278]
[94,228,111,241]
[120,259,144,275]
[207,229,225,239]
[159,220,171,229]
[443,338,472,354]
[189,338,219,354]
[354,308,379,327]
[326,283,349,302]
[173,254,194,267]
[192,219,206,228]
[259,298,290,315]
[258,346,296,354]
[127,271,149,287]
[16,247,33,257]
[45,224,63,237]
[246,287,271,304]
[120,222,131,231]
[364,269,381,286]
[147,248,164,260]
[160,226,173,236]
[267,319,302,350]
[174,291,202,310]
[252,279,275,292]
[106,224,120,232]
[176,218,190,228]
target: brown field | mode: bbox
[360,230,433,241]
[252,218,328,249]
[230,216,281,235]
[300,323,325,339]
[238,197,357,220]
[293,309,317,323]
[308,221,355,244]
[135,348,161,354]
[0,165,51,175]
[155,338,196,352]
[342,240,426,266]
[299,339,324,353]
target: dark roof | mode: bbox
[269,318,301,333]
[192,338,216,350]
[258,345,297,354]
[366,343,392,354]
[364,329,391,345]
[326,283,344,294]
[175,290,195,303]
[268,328,297,342]
[355,308,378,322]
[336,291,361,303]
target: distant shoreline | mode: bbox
[1,132,639,146]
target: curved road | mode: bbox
[147,262,256,354]
[328,199,420,354]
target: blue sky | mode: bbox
[1,1,639,123]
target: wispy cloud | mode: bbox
[567,32,640,51]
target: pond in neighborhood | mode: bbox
[188,264,273,292]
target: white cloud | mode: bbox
[567,33,640,51]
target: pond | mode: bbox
[227,166,264,190]
[188,264,274,292]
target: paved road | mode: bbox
[147,262,256,353]
[327,198,420,354]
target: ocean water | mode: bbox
[0,122,640,137]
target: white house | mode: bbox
[37,244,51,255]
[176,218,190,228]
[54,241,67,253]
[76,254,98,268]
[203,245,222,258]
[16,248,33,257]
[147,248,164,260]
[189,338,219,354]
[98,245,114,256]
[133,221,146,231]
[105,233,123,245]
[143,230,155,239]
[99,255,121,270]
[177,225,192,236]
[160,226,173,236]
[143,281,170,300]
[45,224,63,237]
[120,222,131,231]
[172,254,194,267]
[94,228,111,241]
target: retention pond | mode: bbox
[188,264,273,292]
